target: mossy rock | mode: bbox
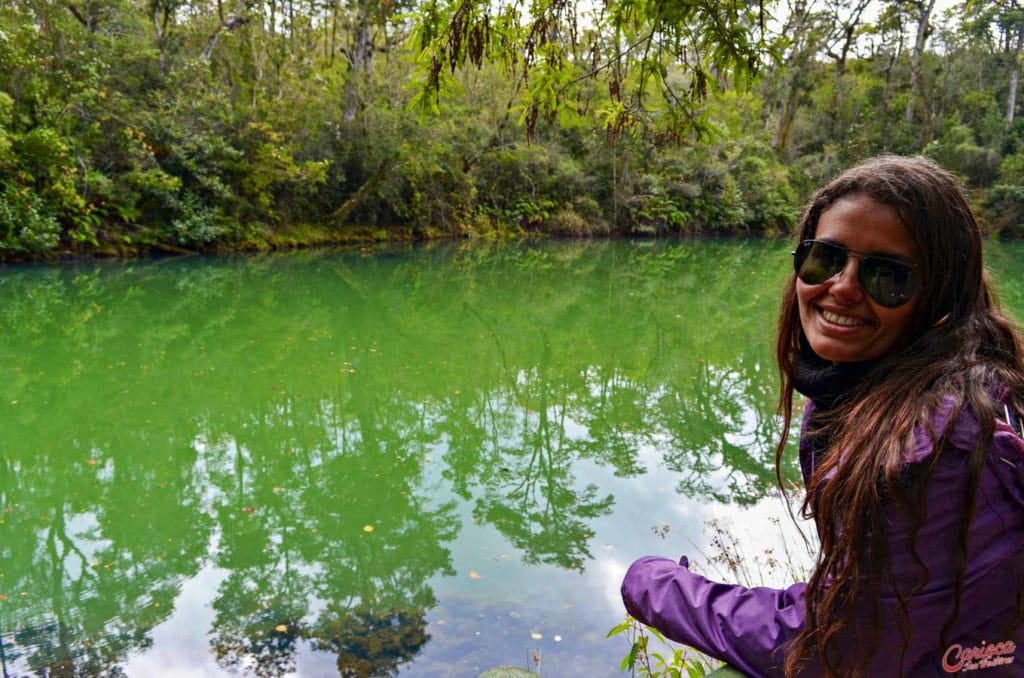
[477,666,538,677]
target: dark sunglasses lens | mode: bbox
[860,257,917,307]
[795,241,846,284]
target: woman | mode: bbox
[621,156,1024,676]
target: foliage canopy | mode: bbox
[2,0,1024,258]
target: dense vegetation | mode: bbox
[1,0,1023,259]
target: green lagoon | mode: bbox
[4,240,1023,676]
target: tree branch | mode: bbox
[66,2,89,28]
[202,14,250,60]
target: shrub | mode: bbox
[0,184,61,254]
[169,192,231,246]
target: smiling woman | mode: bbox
[621,156,1024,676]
[795,195,920,363]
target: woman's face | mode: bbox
[797,194,920,363]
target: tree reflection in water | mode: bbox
[0,240,883,675]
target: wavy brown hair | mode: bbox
[773,156,1024,676]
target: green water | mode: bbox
[2,240,1021,676]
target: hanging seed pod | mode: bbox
[525,103,539,139]
[428,56,442,90]
[468,15,488,67]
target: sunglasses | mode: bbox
[792,239,919,308]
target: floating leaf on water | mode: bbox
[362,524,374,533]
[530,632,542,640]
[84,459,99,465]
[275,624,288,632]
[468,571,482,580]
[272,486,283,494]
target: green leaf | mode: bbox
[607,618,633,638]
[647,625,668,644]
[621,642,640,671]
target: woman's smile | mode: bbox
[818,306,871,329]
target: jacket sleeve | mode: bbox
[621,555,806,677]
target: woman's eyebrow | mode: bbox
[865,249,915,261]
[817,238,914,260]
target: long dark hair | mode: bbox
[774,155,1024,676]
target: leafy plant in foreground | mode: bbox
[608,616,717,678]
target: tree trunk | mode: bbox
[250,0,266,109]
[825,0,870,138]
[331,159,394,226]
[66,3,90,29]
[904,0,936,125]
[329,0,338,66]
[770,0,816,154]
[202,13,249,61]
[881,49,899,150]
[1009,20,1024,124]
[772,90,799,153]
[343,1,374,121]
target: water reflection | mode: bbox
[0,239,940,675]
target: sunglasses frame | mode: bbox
[791,239,919,308]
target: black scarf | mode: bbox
[793,335,879,410]
[793,334,880,457]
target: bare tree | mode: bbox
[822,0,872,136]
[1004,0,1024,123]
[771,0,825,153]
[904,0,936,124]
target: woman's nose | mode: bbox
[828,258,864,302]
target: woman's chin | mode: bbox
[806,334,878,363]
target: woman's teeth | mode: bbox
[821,309,868,327]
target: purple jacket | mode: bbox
[621,400,1024,676]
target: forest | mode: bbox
[0,0,1022,259]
